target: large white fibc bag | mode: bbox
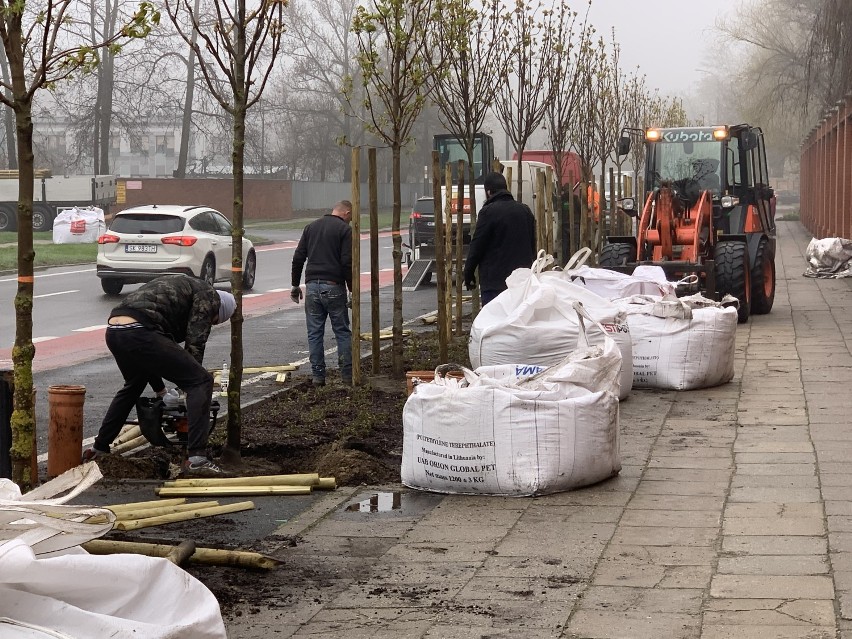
[469,253,632,399]
[617,294,738,390]
[52,207,106,244]
[403,303,621,496]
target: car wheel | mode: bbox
[0,204,16,232]
[32,205,52,232]
[101,279,123,296]
[243,250,257,290]
[200,256,215,286]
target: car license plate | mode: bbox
[125,244,157,253]
[426,221,435,227]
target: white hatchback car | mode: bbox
[96,204,256,295]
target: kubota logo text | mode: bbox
[661,129,715,143]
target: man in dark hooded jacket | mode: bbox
[82,275,235,475]
[463,171,537,305]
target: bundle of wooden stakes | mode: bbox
[154,472,336,497]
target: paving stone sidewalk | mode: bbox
[227,220,849,639]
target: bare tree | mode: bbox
[545,3,590,259]
[285,0,360,180]
[492,0,560,202]
[347,0,443,377]
[807,0,852,106]
[165,0,284,464]
[568,31,603,252]
[428,0,504,320]
[0,0,158,488]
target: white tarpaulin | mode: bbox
[469,253,632,399]
[52,207,105,244]
[0,463,226,639]
[403,303,621,496]
[616,294,738,390]
[803,237,852,278]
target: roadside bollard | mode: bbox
[47,385,86,477]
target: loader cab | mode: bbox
[433,133,495,184]
[634,125,775,237]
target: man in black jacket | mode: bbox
[82,275,235,475]
[463,172,537,305]
[291,200,353,386]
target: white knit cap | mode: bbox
[216,291,236,324]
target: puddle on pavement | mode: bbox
[339,490,443,518]
[346,492,402,512]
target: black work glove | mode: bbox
[290,286,303,304]
[464,274,476,291]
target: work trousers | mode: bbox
[304,281,352,383]
[95,326,214,458]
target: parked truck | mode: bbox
[0,173,118,232]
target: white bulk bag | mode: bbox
[52,207,106,244]
[563,263,676,300]
[0,539,226,639]
[403,303,621,496]
[469,253,632,399]
[617,294,738,390]
[0,463,226,639]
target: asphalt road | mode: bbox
[0,227,442,460]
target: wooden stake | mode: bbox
[156,485,312,498]
[113,424,142,446]
[166,540,196,566]
[316,477,336,490]
[111,434,148,455]
[163,473,320,488]
[110,500,220,521]
[114,501,255,531]
[82,539,280,570]
[107,498,186,512]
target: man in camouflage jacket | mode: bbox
[83,275,235,474]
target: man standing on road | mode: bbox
[290,200,353,386]
[463,172,537,305]
[82,275,236,475]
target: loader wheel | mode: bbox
[599,242,635,269]
[715,242,751,323]
[750,237,775,315]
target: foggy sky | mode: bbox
[584,0,740,96]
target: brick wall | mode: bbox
[113,177,294,221]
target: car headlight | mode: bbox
[720,196,738,208]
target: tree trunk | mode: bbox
[465,140,479,317]
[222,1,247,465]
[8,18,36,488]
[97,50,115,173]
[176,0,201,179]
[391,142,403,377]
[0,47,16,169]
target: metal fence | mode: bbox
[291,181,424,212]
[801,94,852,239]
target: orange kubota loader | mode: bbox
[601,124,777,323]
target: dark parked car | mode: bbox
[408,197,436,249]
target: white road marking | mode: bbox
[267,288,288,292]
[73,325,108,332]
[256,243,297,252]
[0,267,94,284]
[243,293,263,298]
[32,336,58,343]
[34,289,79,299]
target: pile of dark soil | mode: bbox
[96,326,472,485]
